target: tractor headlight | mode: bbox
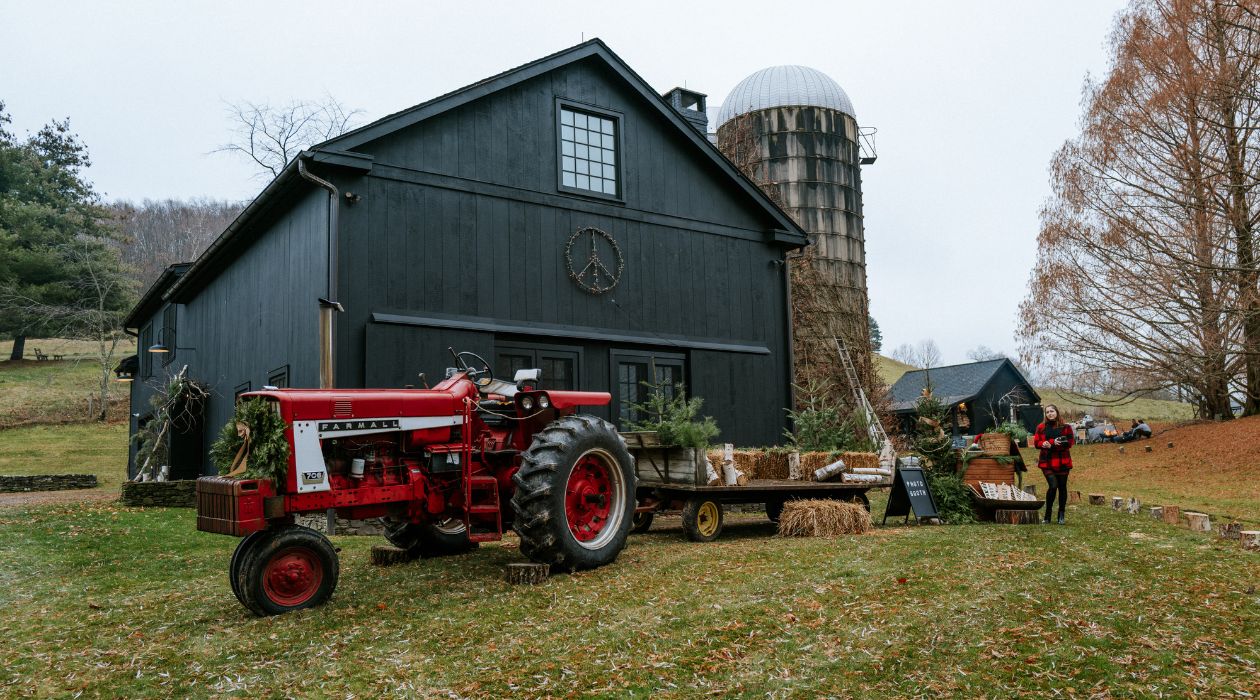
[521,396,535,411]
[538,395,550,409]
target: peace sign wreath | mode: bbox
[564,226,624,295]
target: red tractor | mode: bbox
[195,350,637,616]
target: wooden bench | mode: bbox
[33,348,48,361]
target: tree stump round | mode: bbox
[1185,512,1211,532]
[1144,445,1152,453]
[1127,498,1141,515]
[1069,491,1082,504]
[1218,522,1243,541]
[995,509,1041,525]
[1167,442,1174,449]
[1118,447,1126,454]
[1161,505,1180,525]
[1111,496,1123,511]
[506,562,550,585]
[1240,531,1260,552]
[370,545,414,567]
[1149,506,1163,521]
[1089,494,1106,506]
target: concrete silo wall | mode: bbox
[718,105,871,395]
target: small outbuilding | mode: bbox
[888,359,1041,437]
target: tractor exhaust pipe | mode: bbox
[299,155,342,390]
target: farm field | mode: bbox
[0,423,129,493]
[0,338,134,427]
[1,499,1257,698]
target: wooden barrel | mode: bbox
[959,458,1014,490]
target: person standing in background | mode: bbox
[1033,404,1074,524]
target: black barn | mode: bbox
[888,359,1042,438]
[123,40,808,477]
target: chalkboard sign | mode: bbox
[883,464,940,524]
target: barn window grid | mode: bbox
[560,107,618,196]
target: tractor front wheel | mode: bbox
[237,525,339,616]
[511,415,636,572]
[228,530,266,605]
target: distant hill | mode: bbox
[871,353,1194,421]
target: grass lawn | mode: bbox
[0,423,129,491]
[0,338,135,427]
[1,501,1257,698]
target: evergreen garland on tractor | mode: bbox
[208,398,291,483]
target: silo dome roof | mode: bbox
[717,65,856,126]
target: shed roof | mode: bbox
[888,358,1040,413]
[161,39,808,306]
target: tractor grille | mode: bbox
[196,476,271,536]
[333,397,353,417]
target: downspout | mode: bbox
[298,156,342,389]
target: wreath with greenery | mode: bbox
[208,398,291,483]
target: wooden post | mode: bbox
[1111,497,1123,511]
[1149,506,1163,521]
[1218,522,1243,541]
[1126,497,1140,515]
[370,545,414,566]
[995,509,1042,525]
[1161,505,1180,525]
[1089,494,1106,506]
[506,562,550,584]
[1240,531,1260,552]
[1185,512,1211,532]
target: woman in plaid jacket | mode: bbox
[1033,404,1074,524]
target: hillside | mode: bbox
[0,339,134,427]
[872,354,1193,421]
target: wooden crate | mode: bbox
[621,433,706,485]
[959,458,1014,490]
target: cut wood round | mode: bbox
[1111,497,1123,511]
[506,562,550,585]
[1161,505,1180,525]
[1241,531,1260,552]
[1149,506,1163,521]
[370,544,414,567]
[1185,512,1211,532]
[1126,497,1141,515]
[995,509,1042,525]
[1218,522,1243,541]
[1144,445,1152,453]
[1069,491,1082,504]
[1118,447,1125,454]
[1089,494,1106,506]
[1167,442,1174,449]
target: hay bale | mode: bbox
[798,452,838,481]
[752,450,792,480]
[777,499,871,537]
[839,452,879,471]
[732,450,758,479]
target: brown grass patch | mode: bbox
[777,499,871,537]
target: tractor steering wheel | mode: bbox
[454,351,494,386]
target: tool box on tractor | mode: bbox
[196,350,637,616]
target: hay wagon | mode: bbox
[623,433,886,542]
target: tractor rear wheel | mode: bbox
[511,415,636,572]
[237,525,339,616]
[383,518,477,558]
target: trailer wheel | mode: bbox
[228,530,266,605]
[848,492,871,512]
[511,414,636,572]
[631,511,654,534]
[237,525,339,616]
[383,519,477,557]
[681,498,723,542]
[765,498,785,524]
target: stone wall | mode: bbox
[120,480,198,507]
[296,512,387,537]
[0,474,97,493]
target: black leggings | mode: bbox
[1044,471,1069,518]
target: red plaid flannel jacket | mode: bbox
[1033,423,1074,473]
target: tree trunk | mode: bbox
[8,335,25,361]
[370,545,414,566]
[995,509,1041,525]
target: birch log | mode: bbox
[1069,491,1082,504]
[813,459,847,483]
[1111,497,1123,511]
[1149,506,1163,521]
[788,451,802,481]
[1126,497,1140,515]
[1185,512,1211,532]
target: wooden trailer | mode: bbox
[624,433,887,542]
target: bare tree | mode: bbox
[913,340,942,370]
[889,343,917,366]
[214,96,364,179]
[967,345,1004,362]
[1020,0,1260,419]
[111,198,243,288]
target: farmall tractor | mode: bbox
[195,350,637,616]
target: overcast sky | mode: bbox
[2,0,1127,365]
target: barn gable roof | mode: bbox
[888,358,1040,413]
[162,39,807,305]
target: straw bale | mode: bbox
[752,450,791,480]
[777,499,871,537]
[839,452,879,471]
